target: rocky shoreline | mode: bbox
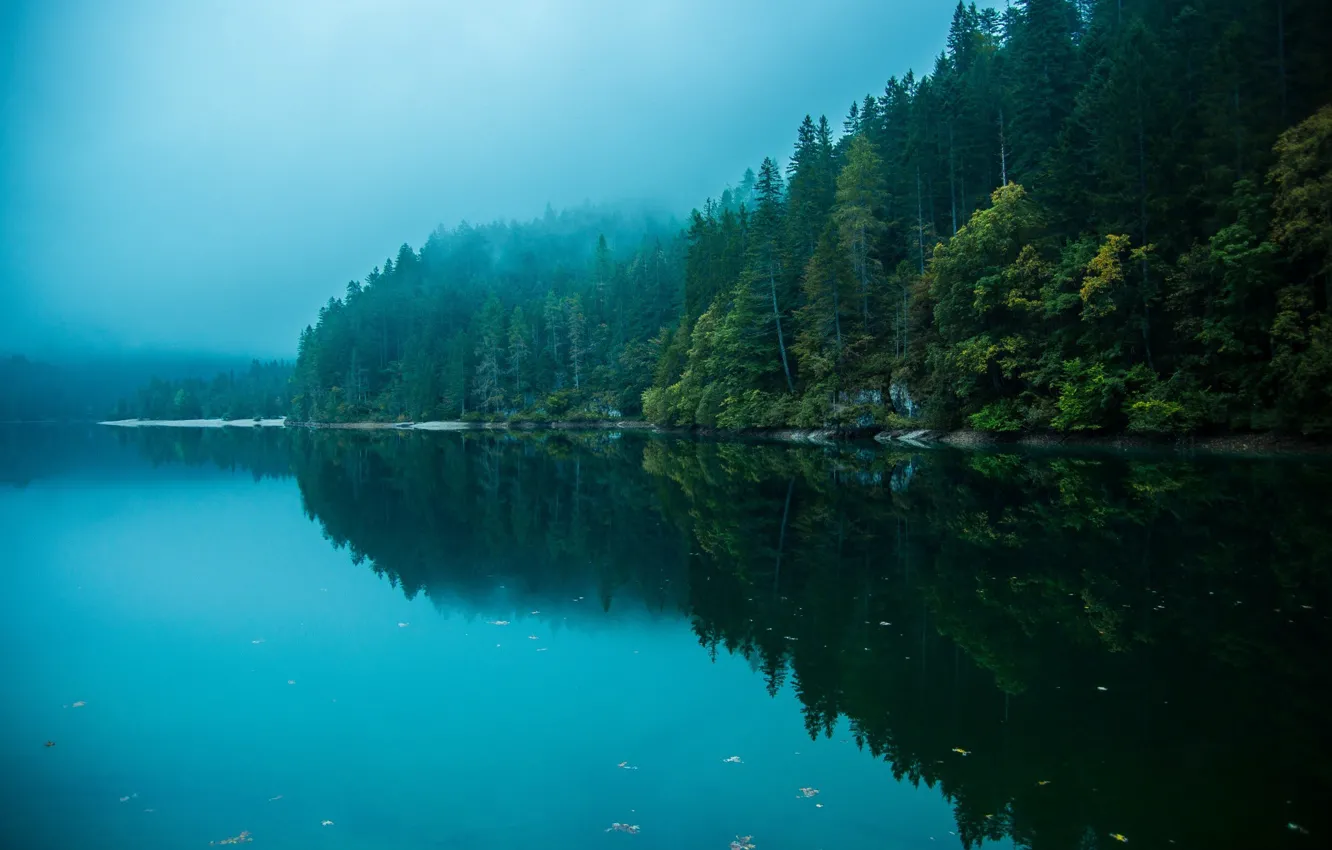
[871,427,1331,455]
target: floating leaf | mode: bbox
[951,748,970,756]
[722,756,743,764]
[321,820,334,827]
[1110,834,1128,843]
[209,831,253,845]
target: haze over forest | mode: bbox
[5,0,1330,436]
[1,0,972,360]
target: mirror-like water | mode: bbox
[3,425,1329,850]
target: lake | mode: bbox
[2,425,1329,850]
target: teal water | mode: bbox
[2,426,1329,850]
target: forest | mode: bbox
[114,360,293,421]
[287,0,1332,436]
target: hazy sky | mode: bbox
[2,0,978,359]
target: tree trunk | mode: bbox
[832,274,843,355]
[1137,106,1156,371]
[859,226,870,328]
[1277,0,1287,122]
[770,266,796,393]
[916,167,926,274]
[949,122,958,236]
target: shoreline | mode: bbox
[99,418,289,428]
[95,418,1329,455]
[873,427,1332,456]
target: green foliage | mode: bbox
[1051,359,1120,432]
[128,360,293,421]
[969,399,1026,432]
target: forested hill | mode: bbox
[291,0,1332,436]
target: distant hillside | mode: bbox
[0,353,268,422]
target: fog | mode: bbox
[2,0,973,360]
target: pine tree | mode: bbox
[565,294,588,391]
[508,305,531,403]
[750,157,796,392]
[834,134,889,335]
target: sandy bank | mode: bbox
[99,418,288,428]
[295,419,657,432]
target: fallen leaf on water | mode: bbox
[730,836,756,850]
[1288,823,1309,834]
[321,820,334,827]
[797,787,820,798]
[605,823,640,835]
[1109,833,1128,843]
[44,741,55,748]
[1037,780,1051,786]
[722,756,743,764]
[617,761,639,770]
[1097,686,1108,691]
[251,639,265,645]
[397,622,409,628]
[71,701,86,708]
[209,830,253,845]
[952,748,970,756]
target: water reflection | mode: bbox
[79,427,1332,847]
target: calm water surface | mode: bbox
[2,426,1329,850]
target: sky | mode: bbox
[1,0,978,360]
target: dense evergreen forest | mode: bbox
[289,0,1332,435]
